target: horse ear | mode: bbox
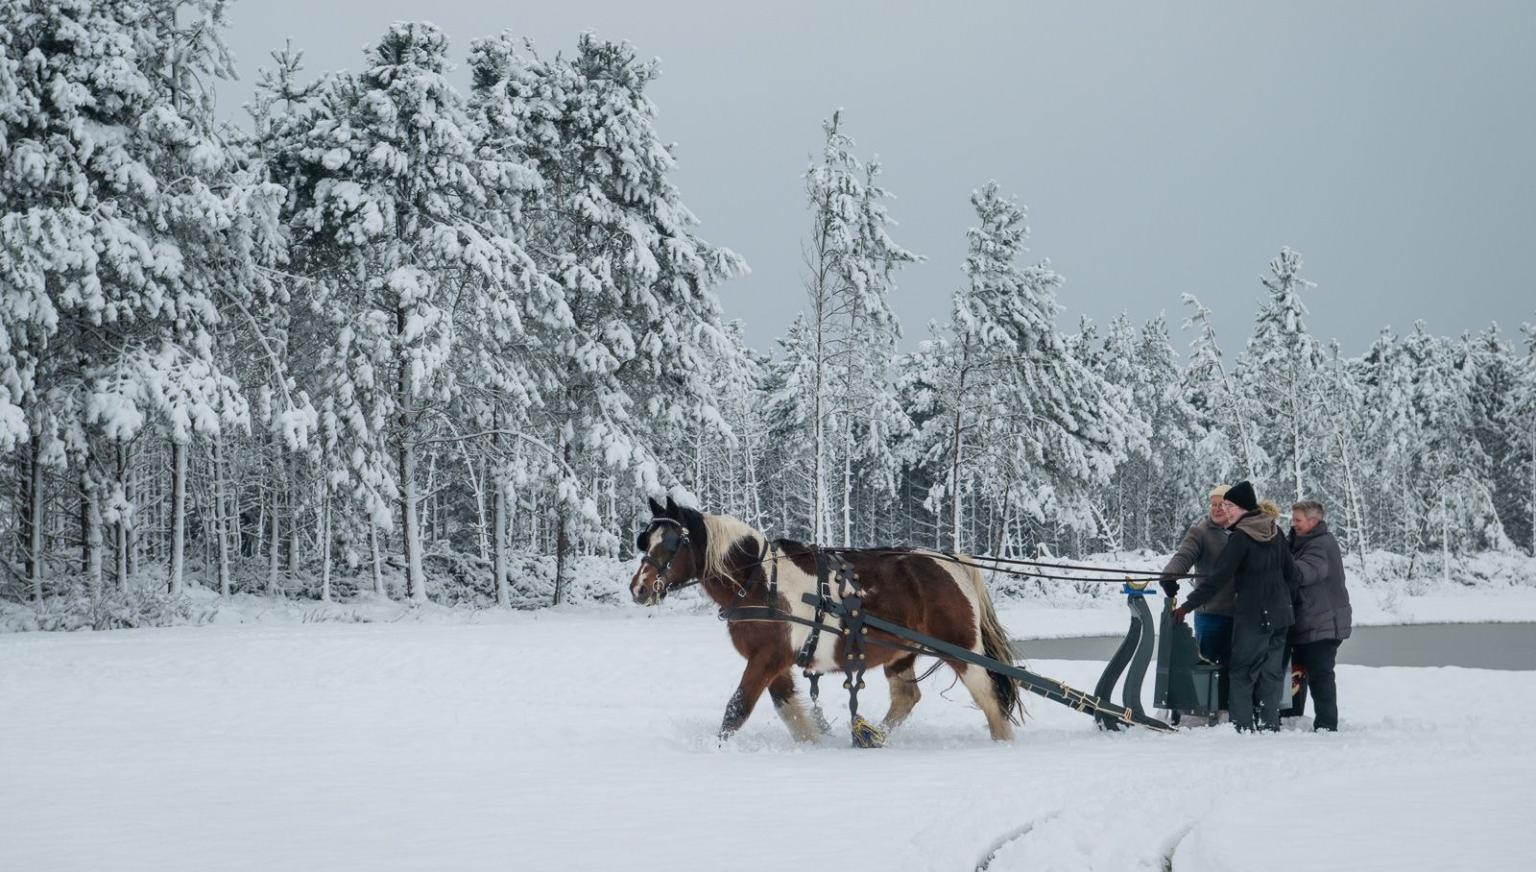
[664,496,679,519]
[647,496,666,517]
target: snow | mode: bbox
[2,610,1532,872]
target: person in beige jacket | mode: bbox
[1160,484,1236,663]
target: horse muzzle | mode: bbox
[630,570,665,606]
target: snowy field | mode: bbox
[3,610,1533,871]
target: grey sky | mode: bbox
[221,1,1536,357]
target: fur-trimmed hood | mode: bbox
[1231,510,1279,543]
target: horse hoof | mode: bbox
[850,716,886,749]
[812,705,833,735]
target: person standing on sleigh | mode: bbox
[1173,481,1300,732]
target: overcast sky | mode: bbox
[220,1,1536,357]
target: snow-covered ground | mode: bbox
[3,610,1532,871]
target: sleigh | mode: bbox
[785,573,1181,741]
[798,577,1272,741]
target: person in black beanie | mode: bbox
[1174,480,1299,731]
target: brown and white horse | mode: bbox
[629,497,1024,742]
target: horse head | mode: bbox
[630,496,707,605]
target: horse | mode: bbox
[628,496,1025,743]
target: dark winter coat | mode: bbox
[1161,517,1234,615]
[1182,511,1299,628]
[1288,521,1353,645]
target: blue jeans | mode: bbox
[1193,613,1234,664]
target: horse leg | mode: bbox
[767,670,823,742]
[880,655,922,731]
[719,656,780,740]
[954,661,1015,741]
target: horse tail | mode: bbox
[962,561,1025,724]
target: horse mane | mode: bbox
[701,514,762,580]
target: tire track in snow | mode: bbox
[973,810,1063,872]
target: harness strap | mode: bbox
[794,551,833,670]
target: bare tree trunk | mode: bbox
[212,437,231,596]
[948,341,972,553]
[813,317,827,544]
[168,439,187,596]
[493,476,509,608]
[397,303,426,602]
[369,518,386,598]
[115,443,129,590]
[267,475,280,596]
[553,435,571,606]
[401,437,424,601]
[81,466,103,594]
[1442,494,1452,585]
[287,452,300,582]
[1334,429,1369,576]
[741,418,763,528]
[1288,385,1304,503]
[841,416,853,548]
[457,439,488,561]
[319,486,332,602]
[254,482,266,565]
[25,437,45,602]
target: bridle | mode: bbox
[636,518,696,600]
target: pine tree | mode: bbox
[270,23,547,600]
[1241,247,1325,501]
[795,110,919,545]
[1103,315,1203,549]
[908,181,1135,554]
[0,0,274,599]
[1513,318,1536,556]
[764,315,822,540]
[1181,294,1259,482]
[1467,325,1527,549]
[470,34,745,601]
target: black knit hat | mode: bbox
[1224,480,1258,512]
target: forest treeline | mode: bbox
[2,2,1532,610]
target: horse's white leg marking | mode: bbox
[772,680,822,742]
[881,659,922,730]
[958,662,1014,741]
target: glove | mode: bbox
[1171,606,1188,624]
[1160,579,1180,598]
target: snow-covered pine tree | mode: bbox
[1513,318,1536,556]
[909,181,1136,554]
[764,314,822,540]
[796,111,919,546]
[1180,294,1259,483]
[1316,340,1370,567]
[0,0,276,599]
[272,23,546,601]
[1240,247,1326,502]
[1398,325,1502,573]
[471,34,745,602]
[1102,314,1203,550]
[1356,328,1419,553]
[1467,325,1528,550]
